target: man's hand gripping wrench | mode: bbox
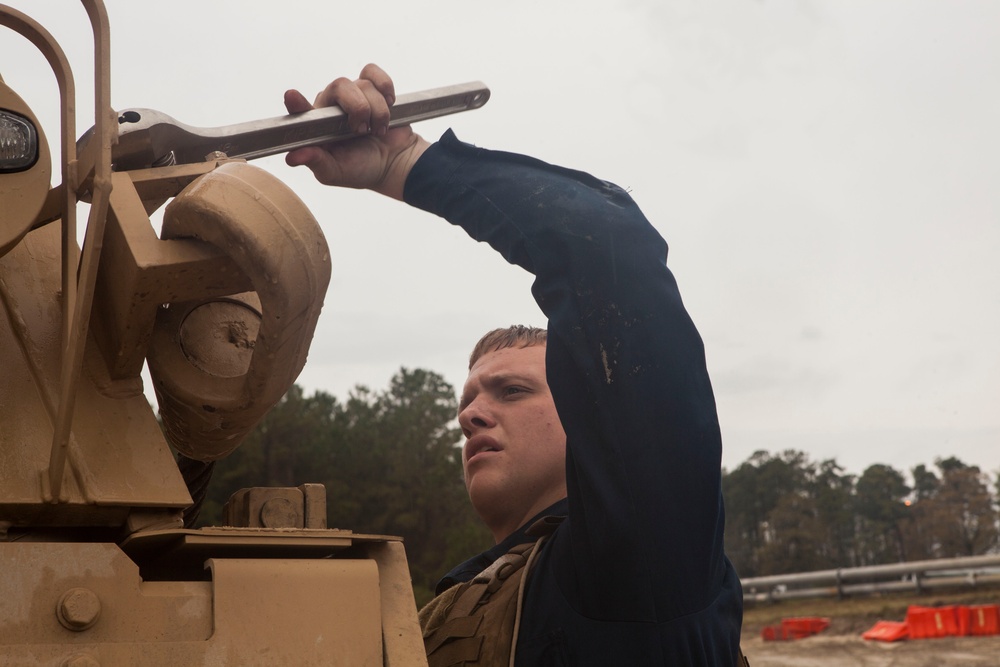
[98,81,489,172]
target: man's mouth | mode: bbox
[465,435,502,463]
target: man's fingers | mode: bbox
[312,77,366,133]
[283,89,314,114]
[314,77,352,108]
[358,81,391,136]
[359,63,395,106]
[358,64,395,135]
[285,146,322,168]
[281,65,407,193]
[285,146,348,188]
[312,67,395,136]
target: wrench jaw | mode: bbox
[112,108,188,172]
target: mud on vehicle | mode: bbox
[0,2,485,664]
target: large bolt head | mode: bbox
[57,588,102,631]
[260,496,301,527]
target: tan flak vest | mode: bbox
[419,517,559,667]
[420,542,534,666]
[419,518,751,667]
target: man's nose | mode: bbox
[458,399,495,437]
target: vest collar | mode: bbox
[435,498,568,594]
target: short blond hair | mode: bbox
[468,325,547,369]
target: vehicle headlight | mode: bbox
[0,109,38,173]
[1,79,51,258]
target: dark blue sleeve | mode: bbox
[404,130,731,623]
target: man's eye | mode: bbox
[502,386,525,397]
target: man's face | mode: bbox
[458,344,567,540]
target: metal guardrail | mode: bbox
[741,554,1000,603]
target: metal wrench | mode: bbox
[99,81,489,172]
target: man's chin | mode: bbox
[466,474,508,513]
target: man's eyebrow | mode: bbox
[459,372,540,411]
[482,371,535,387]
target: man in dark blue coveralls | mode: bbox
[284,64,745,666]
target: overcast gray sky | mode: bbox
[3,0,998,479]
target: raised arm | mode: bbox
[287,66,735,626]
[402,134,729,621]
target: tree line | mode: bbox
[199,369,999,603]
[724,450,1000,578]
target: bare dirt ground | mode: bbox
[743,633,1000,666]
[742,589,1000,666]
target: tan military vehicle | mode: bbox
[0,2,486,664]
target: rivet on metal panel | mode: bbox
[57,587,102,631]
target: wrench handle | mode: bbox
[233,81,490,161]
[113,81,489,170]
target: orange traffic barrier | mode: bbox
[862,621,908,642]
[966,605,1000,636]
[863,604,999,642]
[957,606,972,636]
[761,617,830,641]
[782,617,830,639]
[906,605,959,639]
